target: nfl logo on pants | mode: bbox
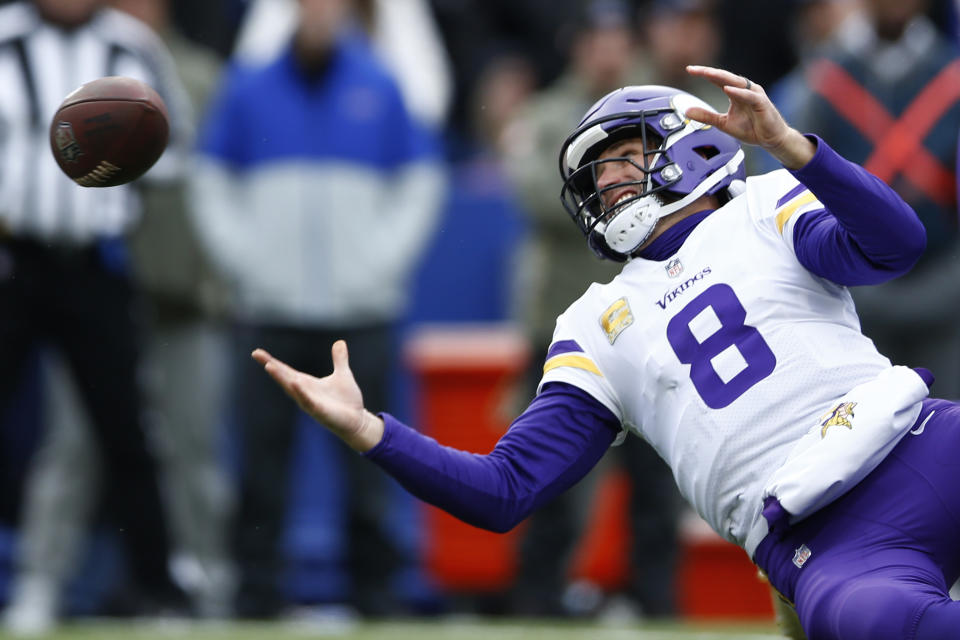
[793,544,812,568]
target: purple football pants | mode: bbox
[755,398,960,640]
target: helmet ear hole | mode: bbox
[694,145,720,160]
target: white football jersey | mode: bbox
[540,169,891,549]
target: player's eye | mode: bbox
[595,151,643,181]
[605,144,641,161]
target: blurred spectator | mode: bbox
[119,0,237,613]
[231,0,453,130]
[189,0,445,618]
[782,0,960,398]
[788,0,861,58]
[642,0,766,175]
[168,0,241,58]
[430,0,582,137]
[1,0,236,627]
[0,0,192,634]
[500,0,681,619]
[763,0,859,166]
[470,56,538,157]
[715,0,798,87]
[504,0,643,354]
[643,0,721,94]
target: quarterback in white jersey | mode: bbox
[543,166,892,550]
[254,66,960,639]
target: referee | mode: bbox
[0,0,191,615]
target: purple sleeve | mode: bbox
[788,135,926,286]
[363,382,619,533]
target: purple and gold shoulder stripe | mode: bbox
[774,184,824,235]
[543,340,603,377]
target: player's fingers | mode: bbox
[686,65,747,90]
[723,85,767,106]
[331,339,352,375]
[261,357,303,392]
[251,348,274,366]
[683,106,721,127]
[287,378,320,413]
[260,361,291,396]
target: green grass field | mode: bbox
[0,618,783,640]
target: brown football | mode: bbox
[49,76,169,188]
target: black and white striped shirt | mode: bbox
[0,2,190,243]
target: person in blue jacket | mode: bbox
[190,0,445,617]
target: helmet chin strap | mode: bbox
[597,148,745,257]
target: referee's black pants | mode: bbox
[0,238,178,599]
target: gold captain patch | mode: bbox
[819,401,857,438]
[600,297,634,345]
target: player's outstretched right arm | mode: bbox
[252,342,620,532]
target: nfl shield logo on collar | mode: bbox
[666,258,683,278]
[793,544,812,569]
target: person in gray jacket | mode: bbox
[190,0,445,617]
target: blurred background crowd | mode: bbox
[1,0,959,634]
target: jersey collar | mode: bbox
[635,209,715,262]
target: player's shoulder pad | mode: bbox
[555,280,610,327]
[744,168,825,239]
[554,279,634,352]
[543,282,627,421]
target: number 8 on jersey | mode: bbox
[667,283,777,409]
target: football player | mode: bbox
[253,65,960,639]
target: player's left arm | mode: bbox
[784,137,926,285]
[684,64,925,287]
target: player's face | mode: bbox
[594,136,657,208]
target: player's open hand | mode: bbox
[684,65,814,169]
[252,340,384,452]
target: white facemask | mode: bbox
[597,195,662,254]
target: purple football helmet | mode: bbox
[558,85,746,261]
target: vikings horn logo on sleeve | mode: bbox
[819,402,857,438]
